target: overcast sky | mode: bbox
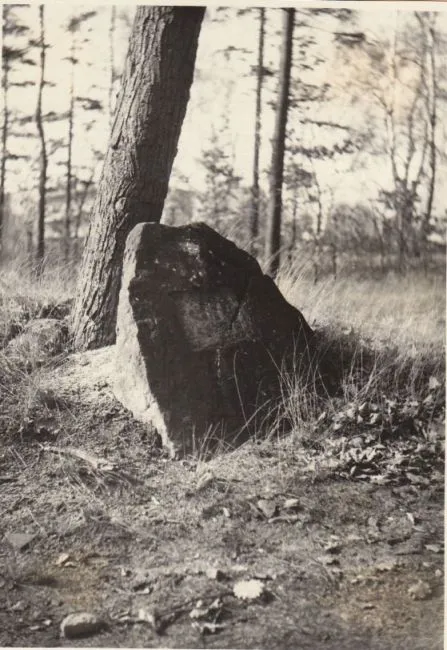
[4,3,447,222]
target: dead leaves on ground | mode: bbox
[303,378,444,487]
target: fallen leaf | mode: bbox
[55,553,71,567]
[283,498,301,511]
[256,499,277,519]
[269,514,300,524]
[231,564,248,573]
[406,513,415,526]
[192,621,225,635]
[190,598,222,621]
[346,407,356,420]
[195,470,214,492]
[136,608,158,630]
[233,579,265,600]
[132,577,152,594]
[425,544,443,554]
[324,540,342,554]
[428,376,441,391]
[408,580,432,600]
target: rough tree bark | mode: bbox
[36,5,47,266]
[72,6,205,349]
[249,7,265,254]
[264,8,294,277]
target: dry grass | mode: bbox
[278,265,445,358]
[0,260,75,345]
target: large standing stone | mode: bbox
[113,222,325,457]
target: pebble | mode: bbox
[60,612,105,638]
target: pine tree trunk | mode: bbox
[264,9,294,277]
[65,43,75,262]
[109,5,116,130]
[72,6,205,350]
[423,21,437,263]
[36,5,47,267]
[0,51,9,260]
[249,7,265,254]
[288,183,298,262]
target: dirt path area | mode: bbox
[0,352,444,649]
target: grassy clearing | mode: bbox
[278,265,445,357]
[277,265,445,414]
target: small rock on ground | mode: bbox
[60,612,105,638]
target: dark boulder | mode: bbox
[113,222,331,457]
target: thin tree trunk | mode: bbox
[0,42,9,260]
[72,7,205,350]
[36,5,47,267]
[249,7,265,254]
[73,170,94,259]
[288,182,298,263]
[264,8,294,277]
[109,5,116,130]
[424,20,437,248]
[65,36,75,262]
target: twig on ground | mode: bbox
[39,444,116,472]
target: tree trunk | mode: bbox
[109,5,116,130]
[71,6,205,350]
[264,9,294,277]
[36,5,47,267]
[249,7,265,254]
[423,19,437,262]
[288,182,298,263]
[0,32,9,260]
[65,39,75,262]
[73,169,94,260]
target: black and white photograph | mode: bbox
[0,2,445,648]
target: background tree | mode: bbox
[341,11,445,273]
[198,128,241,234]
[109,6,117,129]
[1,5,34,259]
[250,8,266,254]
[64,11,97,261]
[264,8,295,277]
[35,5,47,266]
[72,6,205,350]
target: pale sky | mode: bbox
[4,3,447,225]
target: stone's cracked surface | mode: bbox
[112,222,323,458]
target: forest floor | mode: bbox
[0,264,444,649]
